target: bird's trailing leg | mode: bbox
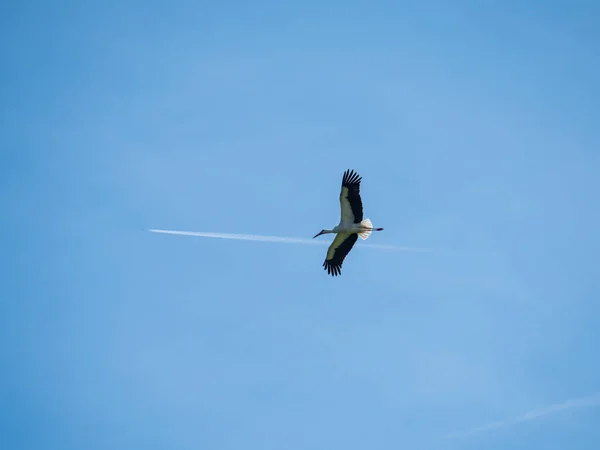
[357,218,383,240]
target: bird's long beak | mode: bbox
[313,230,324,239]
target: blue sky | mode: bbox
[2,1,599,449]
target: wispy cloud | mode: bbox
[444,392,600,439]
[147,229,432,252]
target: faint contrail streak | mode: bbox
[147,229,432,252]
[443,392,600,439]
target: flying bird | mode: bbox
[313,169,384,276]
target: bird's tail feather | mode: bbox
[358,218,373,240]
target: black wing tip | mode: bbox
[342,169,362,187]
[323,260,342,276]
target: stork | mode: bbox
[313,169,384,276]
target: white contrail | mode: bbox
[444,392,600,439]
[147,229,432,252]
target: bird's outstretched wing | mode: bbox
[339,169,363,224]
[323,232,358,276]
